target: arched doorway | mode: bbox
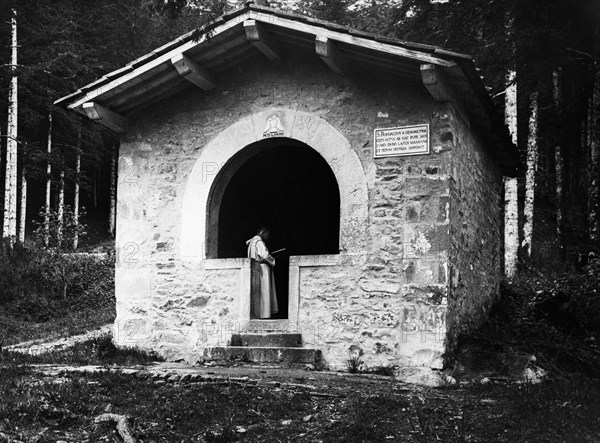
[208,138,341,318]
[180,108,368,263]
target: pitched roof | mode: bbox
[54,2,519,175]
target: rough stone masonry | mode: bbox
[54,6,514,373]
[113,51,501,370]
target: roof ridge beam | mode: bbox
[244,19,281,61]
[171,53,215,90]
[420,63,470,128]
[81,102,128,134]
[315,36,348,75]
[252,15,456,67]
[58,11,459,112]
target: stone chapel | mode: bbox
[56,3,518,370]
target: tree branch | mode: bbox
[94,413,137,443]
[565,47,597,61]
[0,134,26,146]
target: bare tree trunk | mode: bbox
[582,116,588,187]
[3,9,18,243]
[73,128,81,250]
[589,62,600,247]
[522,91,539,257]
[553,69,564,259]
[19,148,26,244]
[108,145,117,237]
[57,160,65,247]
[44,111,52,246]
[504,69,519,278]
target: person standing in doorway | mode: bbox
[246,227,278,319]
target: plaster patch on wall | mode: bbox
[115,268,152,300]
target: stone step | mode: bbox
[230,333,302,348]
[200,346,321,365]
[243,320,292,332]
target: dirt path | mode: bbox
[2,361,466,443]
[6,360,597,442]
[5,323,113,355]
[32,360,406,390]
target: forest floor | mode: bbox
[5,324,114,355]
[1,356,599,442]
[1,274,600,442]
[0,299,114,347]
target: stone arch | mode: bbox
[180,108,368,260]
[207,137,341,259]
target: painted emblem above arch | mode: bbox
[262,114,284,138]
[180,107,369,261]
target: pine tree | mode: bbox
[2,8,18,243]
[522,92,539,257]
[19,143,27,243]
[73,127,81,250]
[44,111,52,246]
[553,68,564,259]
[503,8,519,278]
[108,145,117,238]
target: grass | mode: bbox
[0,242,116,346]
[1,333,163,366]
[456,277,600,381]
[2,243,600,440]
[0,365,599,442]
[0,305,115,347]
[1,299,600,442]
[0,367,317,443]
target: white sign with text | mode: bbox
[374,124,430,158]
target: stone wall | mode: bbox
[446,107,504,350]
[113,51,467,369]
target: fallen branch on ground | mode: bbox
[94,413,137,443]
[306,391,345,398]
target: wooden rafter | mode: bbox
[244,19,282,61]
[119,80,189,114]
[108,69,181,109]
[81,102,128,134]
[59,10,457,111]
[420,63,470,128]
[171,53,215,90]
[315,36,348,75]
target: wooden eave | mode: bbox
[54,2,518,175]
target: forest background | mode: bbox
[0,0,599,270]
[1,3,600,440]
